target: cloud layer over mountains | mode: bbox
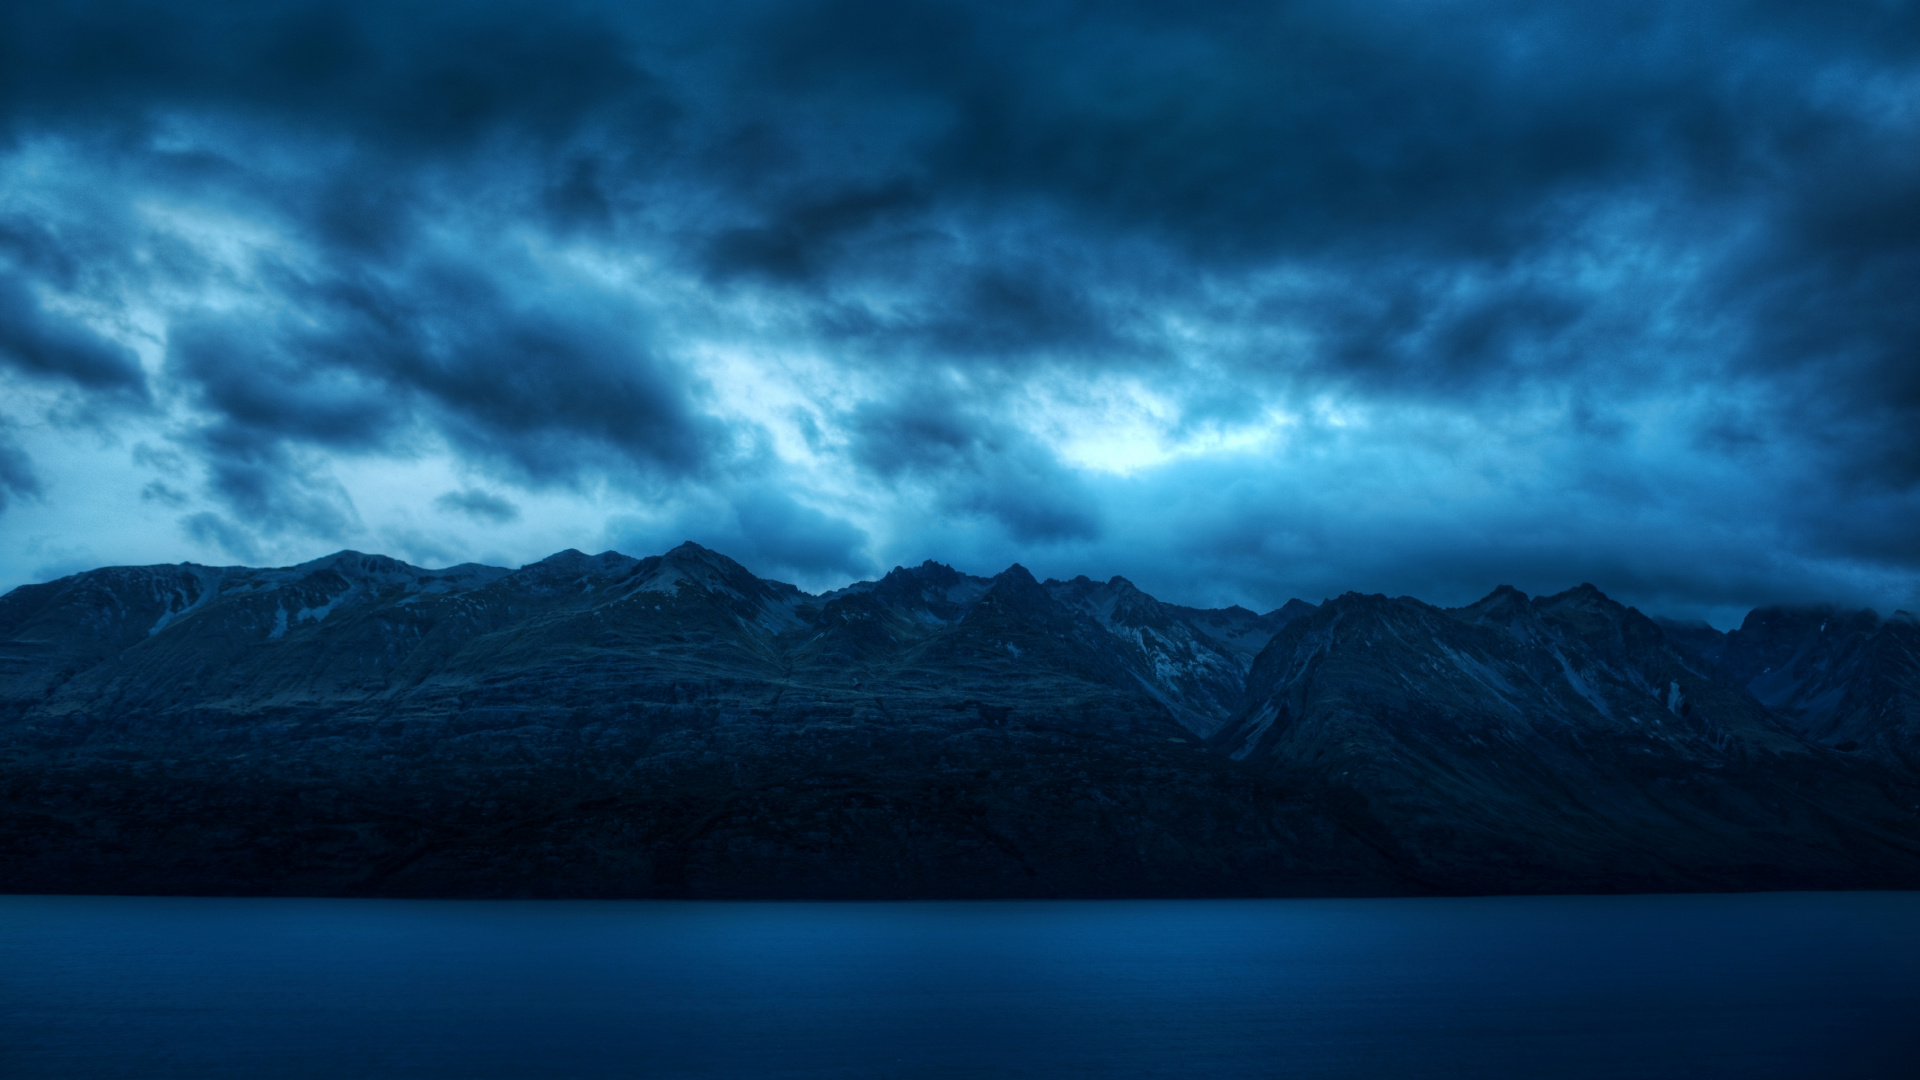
[2,0,1917,623]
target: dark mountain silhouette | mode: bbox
[1,547,1915,898]
[1217,587,1918,891]
[1659,607,1920,770]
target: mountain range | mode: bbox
[2,543,1916,897]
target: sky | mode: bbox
[1,1,1918,626]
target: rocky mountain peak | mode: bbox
[1454,584,1534,627]
[1267,599,1317,622]
[301,549,395,571]
[1043,574,1164,630]
[1654,617,1726,665]
[1531,582,1641,639]
[662,541,745,572]
[971,564,1052,615]
[528,547,590,565]
[1314,590,1412,623]
[658,541,755,578]
[996,563,1040,586]
[844,560,990,615]
[880,560,974,589]
[505,549,642,597]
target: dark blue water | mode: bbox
[2,893,1916,1079]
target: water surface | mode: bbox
[3,892,1916,1078]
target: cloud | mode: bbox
[139,480,187,507]
[0,2,670,152]
[143,239,722,537]
[0,270,147,396]
[0,0,1915,618]
[0,417,39,513]
[703,180,928,285]
[182,511,261,563]
[436,488,519,523]
[193,435,361,546]
[850,391,1101,543]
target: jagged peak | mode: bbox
[996,563,1039,586]
[817,560,989,612]
[976,564,1054,610]
[285,550,441,583]
[528,548,589,565]
[660,542,751,573]
[309,548,372,563]
[519,549,641,580]
[873,560,980,595]
[1282,591,1431,637]
[295,549,384,571]
[1326,590,1395,607]
[430,561,511,577]
[1536,582,1626,612]
[1296,591,1402,626]
[1453,584,1533,625]
[1531,584,1647,640]
[1267,598,1317,621]
[894,559,966,580]
[1039,573,1141,596]
[616,543,768,600]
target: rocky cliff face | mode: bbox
[1,548,1915,898]
[1656,606,1920,769]
[1212,586,1919,891]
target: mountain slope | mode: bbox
[1,550,1916,898]
[1656,606,1920,770]
[0,546,1376,898]
[1211,586,1920,891]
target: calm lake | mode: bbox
[2,892,1916,1079]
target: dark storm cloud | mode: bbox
[143,254,722,555]
[0,271,146,396]
[724,1,1726,255]
[1719,146,1920,488]
[0,0,1916,613]
[191,431,360,546]
[169,263,715,480]
[729,487,871,578]
[0,0,701,539]
[0,2,667,151]
[851,393,1100,542]
[0,418,38,513]
[181,510,261,563]
[437,489,520,524]
[703,181,929,286]
[695,0,1919,414]
[906,262,1141,363]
